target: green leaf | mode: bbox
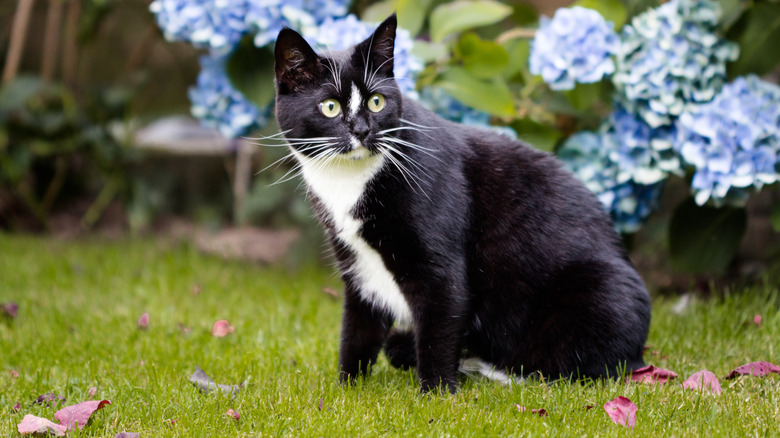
[572,0,628,28]
[434,67,515,117]
[715,0,747,29]
[362,0,432,36]
[727,3,780,77]
[457,33,509,79]
[0,76,45,117]
[669,198,747,274]
[509,118,562,152]
[412,41,449,63]
[502,39,531,82]
[510,2,539,25]
[226,39,276,109]
[429,0,513,42]
[771,200,780,233]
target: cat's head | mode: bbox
[274,14,402,160]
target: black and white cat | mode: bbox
[273,14,651,393]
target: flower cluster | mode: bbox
[558,131,663,233]
[149,0,250,55]
[604,105,678,185]
[306,14,423,97]
[418,87,517,138]
[676,75,780,206]
[188,55,269,138]
[246,0,350,47]
[529,6,620,91]
[612,0,738,128]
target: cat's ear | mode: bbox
[274,28,322,93]
[359,14,397,77]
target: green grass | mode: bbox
[1,233,779,437]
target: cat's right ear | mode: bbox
[274,28,322,94]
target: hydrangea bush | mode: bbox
[529,6,619,91]
[189,54,268,138]
[612,0,738,128]
[149,0,780,267]
[676,75,780,206]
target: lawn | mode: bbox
[1,233,778,437]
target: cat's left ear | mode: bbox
[359,14,397,77]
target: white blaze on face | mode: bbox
[348,82,362,119]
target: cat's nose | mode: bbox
[351,118,370,142]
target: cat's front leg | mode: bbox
[338,281,394,384]
[411,281,469,394]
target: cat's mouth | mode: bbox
[341,138,377,160]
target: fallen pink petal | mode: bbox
[115,433,140,438]
[681,370,721,395]
[515,405,548,416]
[226,409,240,420]
[33,393,66,407]
[11,369,19,378]
[17,414,68,436]
[1,302,18,319]
[318,398,324,411]
[626,365,678,384]
[54,399,111,430]
[13,402,21,411]
[212,319,234,337]
[88,387,97,398]
[725,361,780,379]
[753,314,761,326]
[137,312,149,329]
[604,396,637,428]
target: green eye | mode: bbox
[319,99,341,118]
[367,94,386,113]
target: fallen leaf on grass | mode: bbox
[322,287,340,298]
[33,393,65,407]
[753,314,761,327]
[54,399,111,430]
[604,396,637,428]
[226,409,240,420]
[626,365,678,384]
[17,414,68,436]
[725,361,780,379]
[212,320,234,337]
[682,370,721,395]
[189,366,243,395]
[1,302,18,319]
[515,405,548,416]
[115,433,140,438]
[137,312,149,330]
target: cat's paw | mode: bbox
[420,378,458,395]
[384,329,417,369]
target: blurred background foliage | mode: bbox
[1,0,780,291]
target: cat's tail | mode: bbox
[384,329,417,369]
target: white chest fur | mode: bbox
[293,150,413,325]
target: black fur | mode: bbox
[274,15,651,393]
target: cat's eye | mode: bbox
[319,99,341,118]
[367,94,386,113]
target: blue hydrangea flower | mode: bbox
[245,0,350,47]
[613,0,739,128]
[676,75,780,206]
[306,14,423,98]
[149,0,249,55]
[558,131,663,233]
[189,54,269,138]
[529,6,620,91]
[605,105,679,184]
[418,87,517,138]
